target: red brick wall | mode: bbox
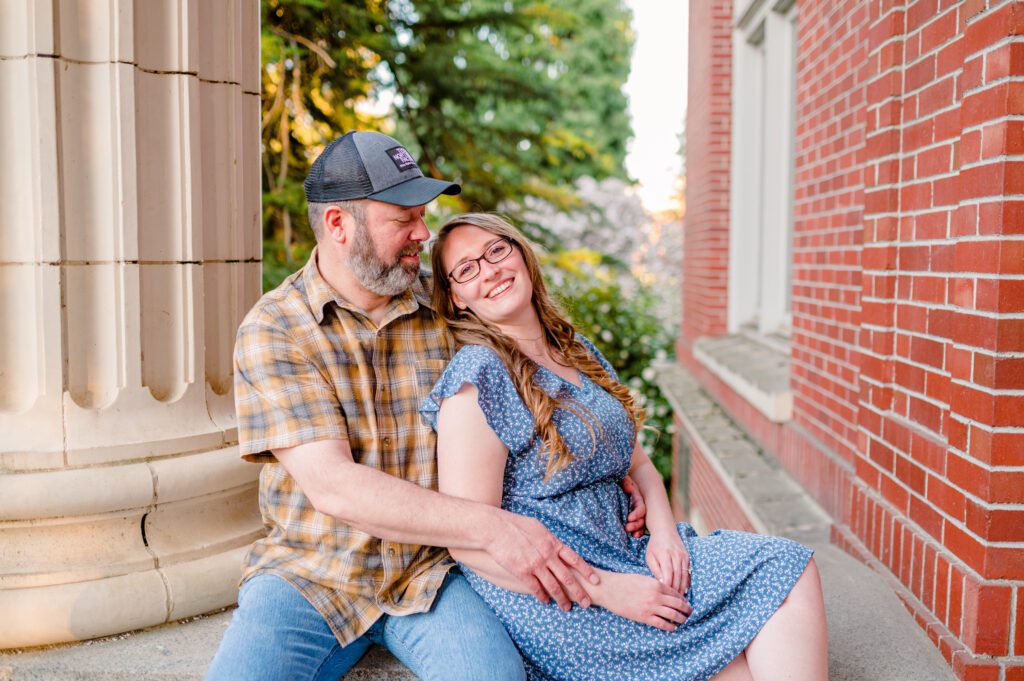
[680,0,732,351]
[683,1,1024,678]
[791,1,869,468]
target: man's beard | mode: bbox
[347,221,421,297]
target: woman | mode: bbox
[419,214,828,680]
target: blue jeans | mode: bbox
[204,571,525,681]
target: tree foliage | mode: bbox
[261,0,634,278]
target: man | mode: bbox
[205,131,645,681]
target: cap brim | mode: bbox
[368,176,461,207]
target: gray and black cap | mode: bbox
[303,131,461,207]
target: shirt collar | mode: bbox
[303,247,435,325]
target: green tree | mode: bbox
[260,0,634,287]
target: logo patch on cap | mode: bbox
[385,146,418,172]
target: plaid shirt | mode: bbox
[234,249,456,645]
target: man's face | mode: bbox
[347,201,430,297]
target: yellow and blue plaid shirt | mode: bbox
[234,249,455,645]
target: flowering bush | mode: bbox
[546,250,676,482]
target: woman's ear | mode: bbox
[450,289,468,311]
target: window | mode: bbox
[728,0,797,337]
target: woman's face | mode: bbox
[442,224,535,327]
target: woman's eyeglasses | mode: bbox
[447,238,515,283]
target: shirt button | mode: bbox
[387,547,396,557]
[382,437,392,447]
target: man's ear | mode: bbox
[324,206,350,243]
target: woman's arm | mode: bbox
[627,441,692,595]
[436,383,595,608]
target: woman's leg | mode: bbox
[743,557,828,681]
[713,652,755,681]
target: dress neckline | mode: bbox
[535,362,584,390]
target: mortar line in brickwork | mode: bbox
[790,295,861,312]
[861,235,1024,248]
[854,470,1024,560]
[862,296,1024,312]
[894,169,960,186]
[790,349,861,378]
[949,379,1024,396]
[949,419,1024,433]
[791,412,859,456]
[961,155,1024,170]
[973,0,1023,24]
[962,115,1024,134]
[793,135,870,163]
[1011,588,1019,657]
[901,43,963,78]
[792,390,861,435]
[964,75,1024,99]
[861,363,947,392]
[857,378,949,412]
[949,348,1024,360]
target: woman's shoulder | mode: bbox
[449,343,514,372]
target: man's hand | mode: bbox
[486,512,599,611]
[621,475,648,537]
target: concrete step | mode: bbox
[0,612,412,681]
[0,542,957,681]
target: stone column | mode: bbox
[0,0,263,648]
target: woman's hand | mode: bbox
[645,531,691,595]
[594,571,692,632]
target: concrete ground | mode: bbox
[0,542,955,681]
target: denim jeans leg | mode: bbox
[381,570,526,681]
[204,574,374,681]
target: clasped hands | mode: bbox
[490,499,693,633]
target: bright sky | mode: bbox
[623,0,688,213]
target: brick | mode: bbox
[911,430,947,473]
[945,520,987,575]
[966,502,1024,542]
[961,575,1012,655]
[921,542,938,612]
[1006,666,1024,681]
[963,1,1024,59]
[988,430,1024,466]
[948,562,965,637]
[935,553,951,622]
[910,493,945,540]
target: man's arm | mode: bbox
[274,438,597,610]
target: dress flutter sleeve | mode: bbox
[419,344,537,455]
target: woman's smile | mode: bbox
[486,277,515,299]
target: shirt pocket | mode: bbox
[414,359,450,403]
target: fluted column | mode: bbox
[0,0,262,648]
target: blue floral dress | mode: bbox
[419,339,812,681]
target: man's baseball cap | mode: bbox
[303,131,461,206]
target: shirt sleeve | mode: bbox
[233,315,348,462]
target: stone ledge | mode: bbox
[0,610,415,680]
[654,360,955,681]
[692,333,793,423]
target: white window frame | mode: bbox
[728,0,797,338]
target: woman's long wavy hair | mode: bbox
[430,213,644,479]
